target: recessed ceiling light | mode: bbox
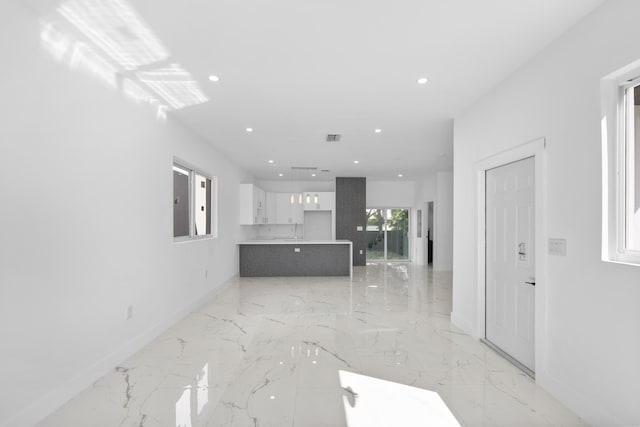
[208,75,220,82]
[398,173,404,178]
[311,173,316,177]
[417,77,428,85]
[268,160,274,164]
[278,173,283,177]
[374,129,382,133]
[246,127,253,132]
[354,160,359,164]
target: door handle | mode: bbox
[525,281,535,286]
[518,243,526,256]
[518,242,528,261]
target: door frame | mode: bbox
[474,137,547,378]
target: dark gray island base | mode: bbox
[239,241,352,277]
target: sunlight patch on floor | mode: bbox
[339,370,461,427]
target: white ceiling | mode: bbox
[31,0,607,181]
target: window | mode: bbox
[622,80,640,251]
[173,161,216,240]
[366,208,410,260]
[602,61,640,264]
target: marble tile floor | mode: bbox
[37,263,589,427]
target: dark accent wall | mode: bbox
[336,177,366,266]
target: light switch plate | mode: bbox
[548,238,567,256]
[294,248,301,253]
[356,226,363,231]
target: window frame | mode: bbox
[602,61,640,265]
[173,159,217,242]
[619,78,640,258]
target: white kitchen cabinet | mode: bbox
[275,193,289,224]
[254,186,266,224]
[239,184,266,225]
[276,193,304,224]
[265,192,277,224]
[293,193,304,223]
[303,192,334,211]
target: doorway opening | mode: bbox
[426,201,434,265]
[366,208,410,261]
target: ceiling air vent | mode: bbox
[291,166,318,171]
[321,169,330,173]
[326,134,341,142]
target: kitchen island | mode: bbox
[238,240,352,277]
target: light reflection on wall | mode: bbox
[39,0,208,121]
[138,65,209,110]
[122,78,167,121]
[40,22,71,62]
[58,0,168,70]
[69,42,118,88]
[41,21,117,89]
[123,78,157,105]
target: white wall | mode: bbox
[412,173,452,270]
[366,180,415,260]
[0,2,251,426]
[453,1,640,425]
[414,174,437,205]
[366,180,416,207]
[434,172,453,271]
[365,177,452,267]
[413,175,436,265]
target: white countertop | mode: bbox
[238,239,352,245]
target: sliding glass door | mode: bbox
[366,208,409,260]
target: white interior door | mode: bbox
[486,157,535,372]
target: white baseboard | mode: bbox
[450,311,479,339]
[2,275,236,427]
[536,370,622,427]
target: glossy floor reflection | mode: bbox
[37,263,589,427]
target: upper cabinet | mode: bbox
[276,193,304,224]
[265,192,277,224]
[240,186,304,225]
[303,192,334,211]
[239,184,266,225]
